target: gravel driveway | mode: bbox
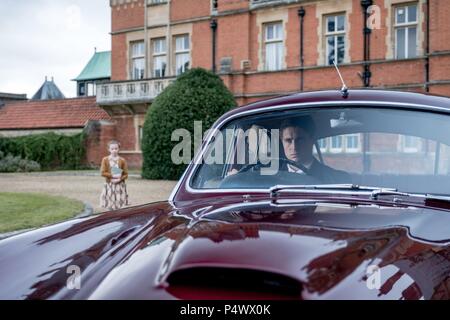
[0,171,178,213]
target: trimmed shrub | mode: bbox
[0,151,41,172]
[0,132,86,170]
[142,68,237,180]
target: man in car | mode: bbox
[280,116,351,183]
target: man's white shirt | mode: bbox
[287,159,313,174]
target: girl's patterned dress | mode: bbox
[100,157,129,210]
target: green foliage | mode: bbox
[0,132,86,170]
[0,151,41,173]
[0,192,85,233]
[142,68,237,180]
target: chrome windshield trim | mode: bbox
[168,100,450,199]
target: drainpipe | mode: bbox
[425,0,430,92]
[144,1,149,78]
[210,19,218,73]
[167,0,172,76]
[298,7,306,91]
[361,0,372,87]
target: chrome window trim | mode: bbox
[168,100,450,201]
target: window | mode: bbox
[345,134,360,153]
[131,41,145,80]
[330,135,343,153]
[394,3,418,59]
[87,83,95,96]
[212,0,218,13]
[316,134,361,154]
[101,85,109,97]
[78,83,85,96]
[318,138,328,152]
[152,38,167,78]
[402,135,422,153]
[325,14,345,65]
[139,126,144,147]
[264,22,283,71]
[150,0,167,4]
[175,35,190,75]
[191,108,450,193]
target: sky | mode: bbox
[0,0,111,98]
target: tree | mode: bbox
[142,68,237,180]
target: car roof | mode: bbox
[216,89,450,126]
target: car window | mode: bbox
[314,132,450,176]
[190,107,450,196]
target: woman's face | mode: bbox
[109,144,119,156]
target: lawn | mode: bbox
[0,192,85,233]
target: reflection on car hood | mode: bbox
[0,198,449,300]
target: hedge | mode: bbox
[142,68,237,180]
[0,132,86,170]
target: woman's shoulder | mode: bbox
[119,156,127,163]
[101,156,110,163]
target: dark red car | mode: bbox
[1,89,450,300]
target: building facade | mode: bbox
[0,92,27,105]
[97,0,450,168]
[74,51,112,97]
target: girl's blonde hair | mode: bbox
[107,140,121,149]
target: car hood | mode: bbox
[0,197,449,300]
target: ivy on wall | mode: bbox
[0,132,87,170]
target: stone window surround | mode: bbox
[173,34,191,75]
[324,12,347,65]
[151,37,167,78]
[385,0,425,60]
[130,41,146,80]
[125,23,192,79]
[256,8,288,71]
[263,21,285,71]
[316,0,353,66]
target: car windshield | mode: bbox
[190,107,450,196]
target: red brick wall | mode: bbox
[303,64,362,91]
[429,85,450,97]
[111,33,127,81]
[114,116,137,152]
[171,0,210,21]
[370,59,425,87]
[192,21,213,69]
[430,55,450,81]
[370,0,389,61]
[84,120,116,167]
[217,13,251,71]
[121,153,143,169]
[219,0,249,13]
[111,0,145,33]
[430,0,450,52]
[249,13,259,71]
[285,7,300,68]
[301,4,318,67]
[84,118,143,169]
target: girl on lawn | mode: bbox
[100,140,129,210]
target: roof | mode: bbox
[73,51,111,82]
[218,89,450,124]
[32,78,65,100]
[0,92,27,100]
[0,97,110,130]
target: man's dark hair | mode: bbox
[280,115,316,137]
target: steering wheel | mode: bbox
[237,157,311,175]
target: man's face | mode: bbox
[281,126,314,163]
